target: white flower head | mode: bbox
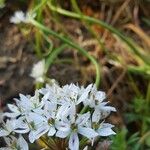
[0,82,116,150]
[10,10,36,24]
[30,59,45,83]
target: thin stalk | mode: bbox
[39,137,56,150]
[32,0,47,14]
[80,106,89,114]
[35,30,42,58]
[127,65,150,78]
[55,58,73,64]
[47,2,150,65]
[30,19,100,87]
[34,1,45,58]
[45,44,67,72]
[42,32,54,56]
[71,0,106,52]
[127,73,141,97]
[80,137,88,149]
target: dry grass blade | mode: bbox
[123,23,150,50]
[111,0,131,25]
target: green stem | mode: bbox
[80,106,89,114]
[39,136,55,150]
[32,0,47,14]
[45,44,67,72]
[42,32,53,55]
[71,0,106,52]
[35,31,42,58]
[80,137,88,149]
[47,1,150,65]
[55,58,73,64]
[34,1,45,58]
[30,19,100,87]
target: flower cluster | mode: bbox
[0,83,116,150]
[30,60,45,83]
[10,11,35,24]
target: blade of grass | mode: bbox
[71,0,107,52]
[127,65,150,78]
[47,1,150,65]
[32,0,47,14]
[45,44,67,72]
[30,19,100,87]
[33,0,47,58]
[123,24,150,49]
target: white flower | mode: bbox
[40,83,61,103]
[26,104,57,143]
[0,120,14,137]
[97,123,116,136]
[10,10,36,24]
[10,11,26,24]
[24,112,47,143]
[30,60,45,83]
[83,84,106,108]
[0,118,30,138]
[0,135,28,150]
[4,90,44,118]
[56,112,98,150]
[92,102,116,123]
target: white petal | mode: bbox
[101,106,116,112]
[78,84,92,104]
[100,106,116,119]
[3,112,20,118]
[56,104,71,119]
[33,125,49,140]
[17,135,29,150]
[12,119,30,133]
[97,123,116,136]
[76,112,90,126]
[92,109,101,123]
[48,126,56,136]
[0,128,10,137]
[7,104,20,113]
[69,132,79,150]
[28,131,35,143]
[30,60,45,82]
[42,92,50,101]
[95,91,106,102]
[19,94,32,110]
[83,146,88,150]
[56,130,70,138]
[55,121,70,132]
[14,129,30,134]
[78,127,98,139]
[26,112,46,125]
[5,120,16,132]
